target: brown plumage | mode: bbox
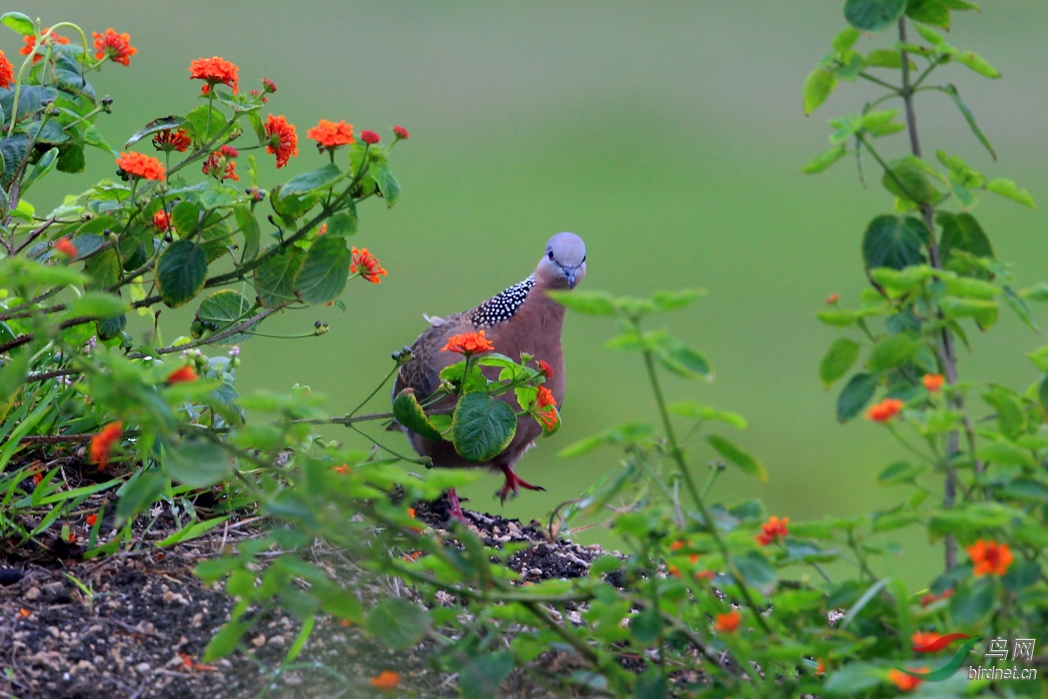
[393,233,587,520]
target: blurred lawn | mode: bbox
[14,2,1048,586]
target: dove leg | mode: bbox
[496,464,545,503]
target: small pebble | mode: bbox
[25,586,41,600]
[135,662,151,674]
[267,635,285,648]
[251,635,266,647]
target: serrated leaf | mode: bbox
[393,389,444,442]
[172,201,204,238]
[233,205,260,263]
[820,338,861,388]
[906,0,952,29]
[706,434,766,481]
[254,246,305,308]
[294,236,350,304]
[184,104,225,145]
[875,460,927,485]
[371,164,402,208]
[452,393,517,463]
[278,163,342,201]
[460,652,515,699]
[862,215,929,271]
[156,240,207,308]
[324,210,357,237]
[937,211,993,264]
[196,289,255,344]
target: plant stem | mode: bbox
[899,17,959,570]
[639,328,773,636]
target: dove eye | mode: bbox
[547,250,554,260]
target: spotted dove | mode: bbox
[392,232,587,521]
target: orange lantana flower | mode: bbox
[669,539,686,552]
[21,29,69,62]
[825,292,840,305]
[694,569,715,581]
[922,373,944,392]
[755,515,789,546]
[919,588,953,607]
[442,331,495,355]
[153,210,170,232]
[0,50,13,89]
[350,248,388,284]
[86,513,98,527]
[166,365,198,385]
[189,56,239,94]
[116,152,166,181]
[307,119,354,151]
[888,668,926,692]
[535,385,559,431]
[714,611,740,633]
[537,359,554,379]
[369,671,399,690]
[54,237,78,259]
[967,539,1013,576]
[867,398,904,423]
[153,129,191,153]
[393,125,409,140]
[90,422,123,471]
[264,114,298,168]
[202,145,239,182]
[93,28,136,66]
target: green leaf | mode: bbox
[983,385,1025,440]
[460,652,515,699]
[937,211,993,263]
[124,116,186,149]
[875,460,927,485]
[668,401,747,428]
[233,205,260,263]
[803,69,837,115]
[630,607,662,644]
[867,334,922,372]
[254,246,306,308]
[57,145,86,174]
[163,438,234,488]
[324,210,357,237]
[1003,287,1038,332]
[0,12,35,35]
[365,598,431,651]
[202,620,249,662]
[957,50,1000,78]
[865,49,907,69]
[655,342,712,380]
[837,372,878,422]
[940,84,996,160]
[832,26,862,52]
[294,236,350,304]
[823,663,883,695]
[986,177,1036,209]
[371,164,402,208]
[115,469,166,522]
[881,158,939,204]
[156,241,207,308]
[844,0,906,32]
[633,668,667,699]
[705,434,766,481]
[651,289,703,312]
[393,389,444,442]
[734,550,775,589]
[65,293,127,320]
[157,516,229,548]
[862,215,929,271]
[452,393,517,463]
[196,289,255,344]
[95,314,127,341]
[906,0,952,29]
[800,143,847,174]
[172,201,204,239]
[547,290,617,315]
[975,440,1034,467]
[819,338,860,388]
[950,577,994,626]
[278,163,342,201]
[184,104,225,145]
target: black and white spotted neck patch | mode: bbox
[469,275,535,326]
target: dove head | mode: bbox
[535,232,586,290]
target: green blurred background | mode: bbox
[13,2,1048,586]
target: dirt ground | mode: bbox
[0,491,610,699]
